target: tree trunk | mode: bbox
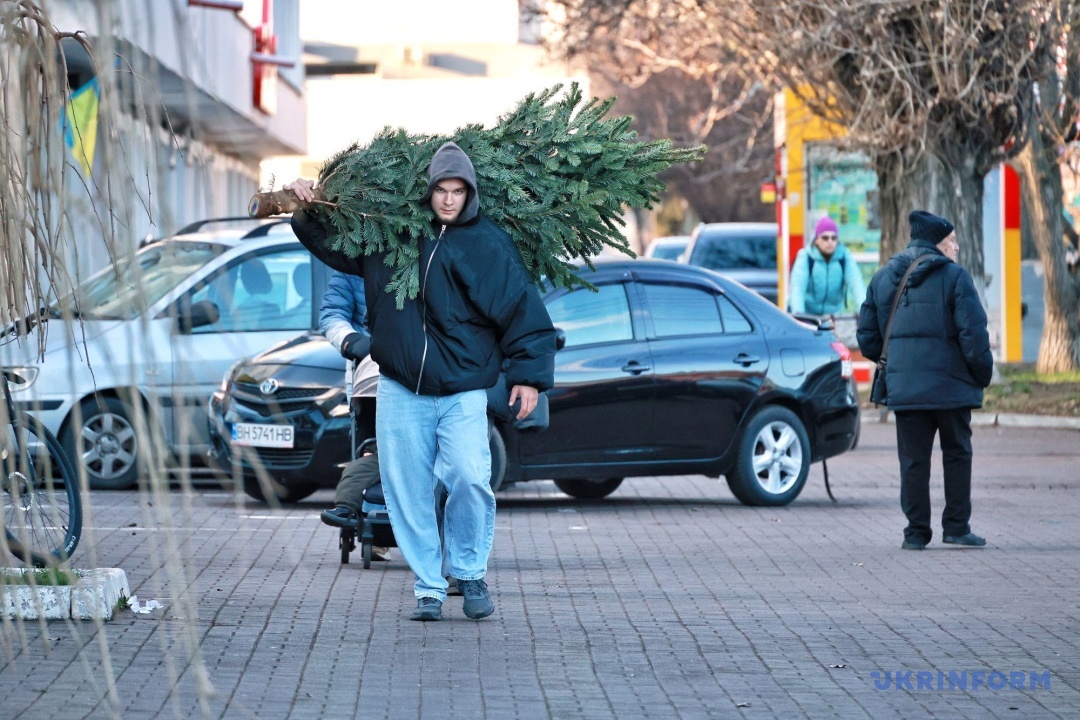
[873,151,925,262]
[917,153,987,297]
[247,187,327,218]
[1011,140,1080,372]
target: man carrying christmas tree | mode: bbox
[285,141,555,621]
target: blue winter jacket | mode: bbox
[788,242,866,315]
[318,271,368,352]
[856,240,993,410]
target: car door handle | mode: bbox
[621,361,651,375]
[733,353,761,366]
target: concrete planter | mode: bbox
[2,568,130,621]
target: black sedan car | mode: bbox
[210,260,859,505]
[207,334,507,503]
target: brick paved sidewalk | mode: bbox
[2,422,1078,719]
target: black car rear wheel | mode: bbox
[242,475,318,504]
[726,406,810,506]
[553,477,623,499]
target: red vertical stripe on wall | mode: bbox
[1004,165,1020,230]
[789,234,804,269]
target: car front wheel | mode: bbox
[726,406,810,506]
[242,476,319,504]
[64,396,141,490]
[553,477,623,500]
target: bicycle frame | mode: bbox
[1,370,25,483]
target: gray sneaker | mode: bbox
[943,533,987,547]
[457,578,494,619]
[410,597,443,621]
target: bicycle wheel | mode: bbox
[2,412,82,566]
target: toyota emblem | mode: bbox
[259,378,280,395]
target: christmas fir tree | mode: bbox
[249,83,705,307]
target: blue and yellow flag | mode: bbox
[64,78,100,176]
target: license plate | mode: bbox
[231,423,294,448]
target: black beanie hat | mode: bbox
[909,210,954,244]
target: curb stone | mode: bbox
[2,568,130,620]
[861,410,1080,430]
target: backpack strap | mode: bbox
[838,254,847,306]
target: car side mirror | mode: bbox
[554,327,567,351]
[175,299,220,333]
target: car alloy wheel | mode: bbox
[65,396,141,490]
[726,406,810,506]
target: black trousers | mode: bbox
[894,408,973,543]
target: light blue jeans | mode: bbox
[376,375,495,601]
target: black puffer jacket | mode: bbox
[291,143,555,396]
[856,240,993,410]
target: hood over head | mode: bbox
[421,141,480,224]
[889,241,951,289]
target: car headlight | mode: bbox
[3,367,39,391]
[219,360,244,393]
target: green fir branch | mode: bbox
[308,82,705,306]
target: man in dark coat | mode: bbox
[285,143,556,621]
[857,210,994,550]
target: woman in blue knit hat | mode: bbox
[856,210,994,551]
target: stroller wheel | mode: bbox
[339,527,355,565]
[362,540,372,569]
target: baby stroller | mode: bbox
[337,417,502,569]
[331,359,502,568]
[339,435,400,568]
[330,360,541,568]
[328,355,399,567]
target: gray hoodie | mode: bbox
[420,141,480,224]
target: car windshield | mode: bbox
[51,241,226,320]
[692,233,775,270]
[651,243,686,260]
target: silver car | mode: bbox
[0,217,330,489]
[679,223,780,305]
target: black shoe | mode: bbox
[320,505,359,529]
[943,533,986,547]
[457,578,494,619]
[901,539,927,550]
[410,597,443,621]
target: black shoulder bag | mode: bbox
[870,255,929,406]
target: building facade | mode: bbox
[49,0,306,280]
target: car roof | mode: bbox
[559,257,788,321]
[567,257,729,288]
[694,222,777,237]
[156,217,296,248]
